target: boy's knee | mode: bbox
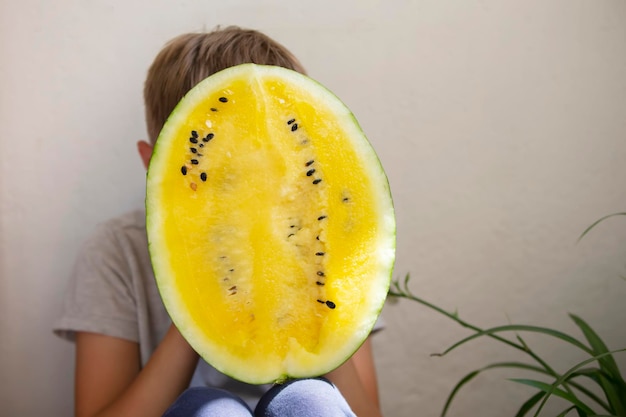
[255,378,355,417]
[164,387,252,417]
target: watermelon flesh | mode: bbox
[146,64,395,384]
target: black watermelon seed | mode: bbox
[229,269,234,272]
[317,215,327,220]
[200,172,207,182]
[317,299,325,304]
[287,119,296,125]
[312,179,322,184]
[181,166,187,175]
[316,281,325,286]
[306,169,316,177]
[317,271,325,276]
[342,197,350,202]
[219,97,228,103]
[315,252,325,256]
[326,301,336,309]
[190,147,197,153]
[287,233,295,238]
[210,107,218,112]
[316,235,320,240]
[203,133,214,142]
[191,159,199,165]
[199,143,204,148]
[305,160,314,166]
[291,123,298,132]
[190,137,198,144]
[191,130,198,138]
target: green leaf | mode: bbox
[555,405,579,417]
[569,315,626,414]
[403,272,410,289]
[441,362,548,417]
[595,372,626,416]
[578,212,626,242]
[566,368,612,413]
[515,391,546,417]
[516,333,531,351]
[433,325,592,358]
[569,315,622,379]
[440,360,614,416]
[532,349,626,416]
[571,367,608,382]
[441,369,479,417]
[510,379,596,415]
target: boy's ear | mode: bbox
[137,140,154,170]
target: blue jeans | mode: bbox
[162,378,356,417]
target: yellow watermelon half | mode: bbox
[146,64,395,384]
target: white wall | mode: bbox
[1,1,625,416]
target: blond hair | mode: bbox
[143,26,306,142]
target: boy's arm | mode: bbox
[75,324,198,417]
[325,337,384,417]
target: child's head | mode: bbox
[143,26,306,143]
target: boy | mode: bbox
[55,26,383,417]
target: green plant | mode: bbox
[578,213,626,243]
[389,213,626,416]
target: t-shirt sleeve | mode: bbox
[53,222,139,343]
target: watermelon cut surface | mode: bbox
[146,64,395,384]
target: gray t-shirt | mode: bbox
[54,210,383,407]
